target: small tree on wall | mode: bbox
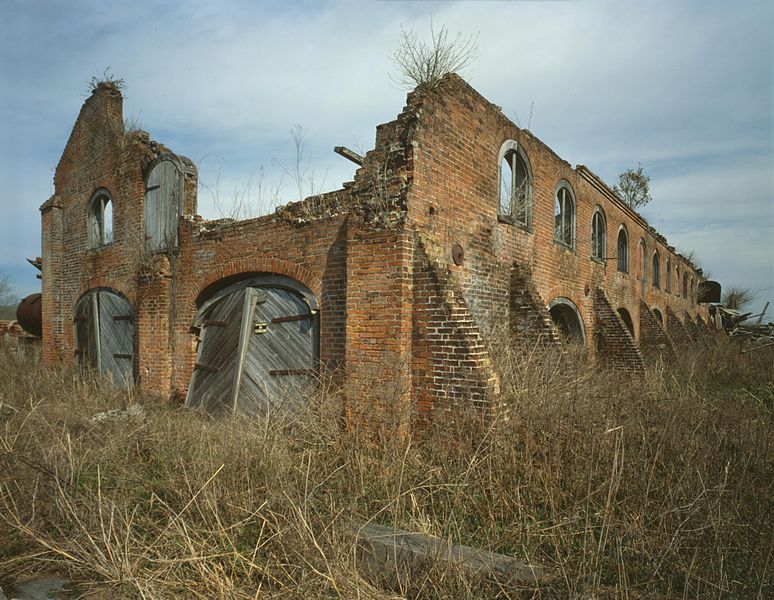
[614,164,652,209]
[390,22,479,90]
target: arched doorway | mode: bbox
[186,275,320,415]
[74,289,135,388]
[617,308,634,336]
[548,298,585,343]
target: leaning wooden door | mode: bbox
[186,278,319,415]
[186,288,249,414]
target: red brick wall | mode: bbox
[403,75,708,369]
[40,75,715,423]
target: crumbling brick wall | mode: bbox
[39,75,714,425]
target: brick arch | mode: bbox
[189,258,322,308]
[544,285,588,318]
[74,278,136,311]
[546,293,587,343]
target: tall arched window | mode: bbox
[682,272,689,298]
[617,227,629,272]
[639,239,647,283]
[676,267,681,296]
[498,140,532,228]
[652,251,660,288]
[591,208,606,261]
[665,258,672,292]
[554,183,575,248]
[88,189,114,248]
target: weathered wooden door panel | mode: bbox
[186,289,247,413]
[238,288,315,414]
[186,278,319,416]
[74,289,135,389]
[97,291,134,387]
[74,294,98,369]
[144,158,183,251]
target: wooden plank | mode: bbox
[230,287,260,414]
[203,319,228,327]
[113,353,133,359]
[194,362,219,373]
[269,369,315,377]
[271,314,313,324]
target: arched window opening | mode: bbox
[676,267,681,296]
[690,278,696,306]
[639,240,647,283]
[665,258,672,292]
[617,227,629,272]
[591,208,606,261]
[617,307,634,336]
[88,189,114,248]
[548,298,585,343]
[652,252,660,288]
[683,272,689,298]
[652,308,664,325]
[554,184,575,248]
[498,141,532,227]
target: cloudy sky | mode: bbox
[1,0,772,313]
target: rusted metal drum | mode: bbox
[16,293,42,337]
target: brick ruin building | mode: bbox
[38,75,717,419]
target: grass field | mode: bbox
[0,339,771,598]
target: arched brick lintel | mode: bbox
[544,285,591,339]
[74,278,136,311]
[190,258,322,306]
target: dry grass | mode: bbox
[0,339,772,598]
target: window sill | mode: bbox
[553,239,576,254]
[590,256,606,266]
[87,242,114,253]
[497,214,531,232]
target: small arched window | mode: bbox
[591,208,606,261]
[617,227,629,273]
[88,189,114,248]
[652,252,660,288]
[554,183,575,248]
[639,239,647,283]
[682,272,689,298]
[498,141,532,228]
[665,258,672,292]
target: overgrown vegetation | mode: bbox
[390,22,478,90]
[0,340,772,598]
[723,286,757,310]
[613,164,652,209]
[88,67,125,95]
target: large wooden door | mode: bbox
[74,290,135,388]
[185,277,319,415]
[144,156,183,251]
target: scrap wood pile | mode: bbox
[713,302,774,353]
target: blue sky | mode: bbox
[1,0,772,313]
